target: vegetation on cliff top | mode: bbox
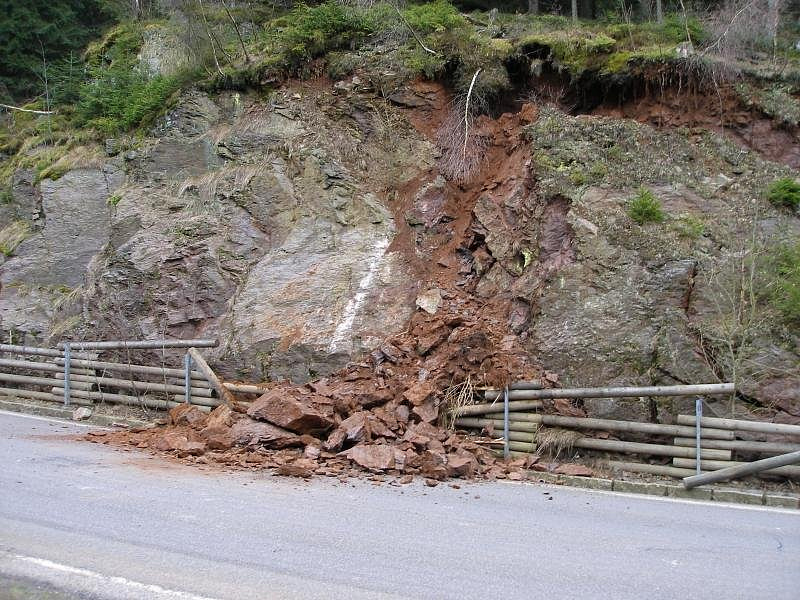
[2,1,800,187]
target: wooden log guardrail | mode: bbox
[0,340,266,413]
[54,357,206,381]
[457,380,800,486]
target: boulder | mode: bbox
[169,404,207,428]
[416,288,443,314]
[277,458,317,478]
[153,431,188,452]
[323,428,347,453]
[403,382,435,406]
[446,452,479,478]
[229,419,300,448]
[395,404,410,423]
[325,411,372,452]
[152,431,205,456]
[554,463,593,477]
[353,387,394,409]
[412,398,438,424]
[205,404,234,430]
[201,426,235,451]
[247,390,334,435]
[342,444,396,471]
[72,407,92,421]
[419,449,448,480]
[366,414,395,438]
[404,421,441,442]
[176,441,207,457]
[416,328,449,355]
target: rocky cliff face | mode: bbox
[1,83,429,381]
[1,73,798,422]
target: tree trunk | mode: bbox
[572,0,578,22]
[656,0,664,24]
[528,0,539,14]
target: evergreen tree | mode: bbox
[0,0,113,102]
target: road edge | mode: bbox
[526,471,800,509]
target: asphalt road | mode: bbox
[0,410,798,600]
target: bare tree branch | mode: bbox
[389,1,438,55]
[0,103,55,114]
[197,0,225,76]
[462,68,481,160]
[220,0,250,63]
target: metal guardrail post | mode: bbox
[63,343,71,407]
[184,353,192,405]
[695,397,703,476]
[503,386,510,460]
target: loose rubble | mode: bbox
[90,290,564,482]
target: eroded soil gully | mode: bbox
[535,65,800,169]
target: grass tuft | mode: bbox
[766,177,800,209]
[0,220,31,256]
[769,240,800,324]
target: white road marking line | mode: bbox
[7,552,221,600]
[0,409,109,429]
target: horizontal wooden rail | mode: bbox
[0,372,93,390]
[483,383,734,402]
[673,437,800,455]
[65,389,212,412]
[0,344,92,359]
[607,460,696,478]
[59,339,218,350]
[675,415,800,437]
[465,428,733,460]
[0,386,92,406]
[476,413,735,440]
[455,400,544,416]
[455,418,539,432]
[55,357,205,381]
[58,373,213,398]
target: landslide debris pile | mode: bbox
[90,292,558,481]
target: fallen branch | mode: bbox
[390,2,438,55]
[462,69,481,160]
[0,103,55,115]
[220,0,250,63]
[701,0,756,56]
